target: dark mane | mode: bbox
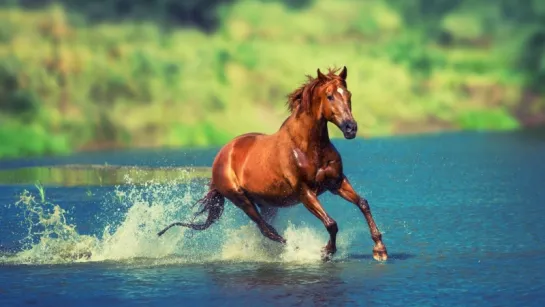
[286,67,344,114]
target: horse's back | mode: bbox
[211,132,294,199]
[210,132,267,187]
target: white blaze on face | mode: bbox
[337,87,344,97]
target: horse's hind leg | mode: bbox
[227,193,286,244]
[259,205,278,224]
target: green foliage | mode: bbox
[167,121,232,148]
[0,0,543,159]
[0,122,71,159]
[456,108,520,131]
[382,34,446,78]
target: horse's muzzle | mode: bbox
[341,121,358,139]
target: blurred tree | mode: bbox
[7,0,236,31]
[5,0,312,31]
[0,0,544,159]
[0,57,40,120]
[386,0,545,92]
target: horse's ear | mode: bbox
[317,68,327,81]
[339,66,347,80]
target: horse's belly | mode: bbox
[248,193,300,208]
[242,178,299,207]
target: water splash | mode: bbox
[5,189,99,264]
[220,223,327,263]
[1,171,355,266]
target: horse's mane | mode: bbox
[286,67,345,114]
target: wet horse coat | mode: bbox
[158,67,388,261]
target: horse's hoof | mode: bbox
[321,254,332,262]
[321,246,336,261]
[321,250,334,262]
[373,246,388,261]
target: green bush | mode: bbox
[0,123,71,159]
[456,108,520,131]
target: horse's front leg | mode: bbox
[332,175,388,261]
[299,188,338,259]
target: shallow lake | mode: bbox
[1,130,544,306]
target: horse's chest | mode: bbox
[315,161,340,183]
[292,148,340,185]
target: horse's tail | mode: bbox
[157,188,225,237]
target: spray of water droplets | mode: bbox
[2,170,357,266]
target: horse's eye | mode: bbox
[327,95,334,101]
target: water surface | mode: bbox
[1,131,544,306]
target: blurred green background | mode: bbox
[0,0,544,159]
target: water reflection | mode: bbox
[204,262,354,306]
[0,165,211,186]
[347,252,416,261]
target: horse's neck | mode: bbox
[282,112,330,155]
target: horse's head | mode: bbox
[316,66,357,139]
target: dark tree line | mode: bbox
[2,0,311,31]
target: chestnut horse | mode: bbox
[158,67,388,261]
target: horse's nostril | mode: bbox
[341,121,357,136]
[345,122,357,133]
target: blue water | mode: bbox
[1,131,545,306]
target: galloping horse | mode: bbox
[158,67,388,261]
